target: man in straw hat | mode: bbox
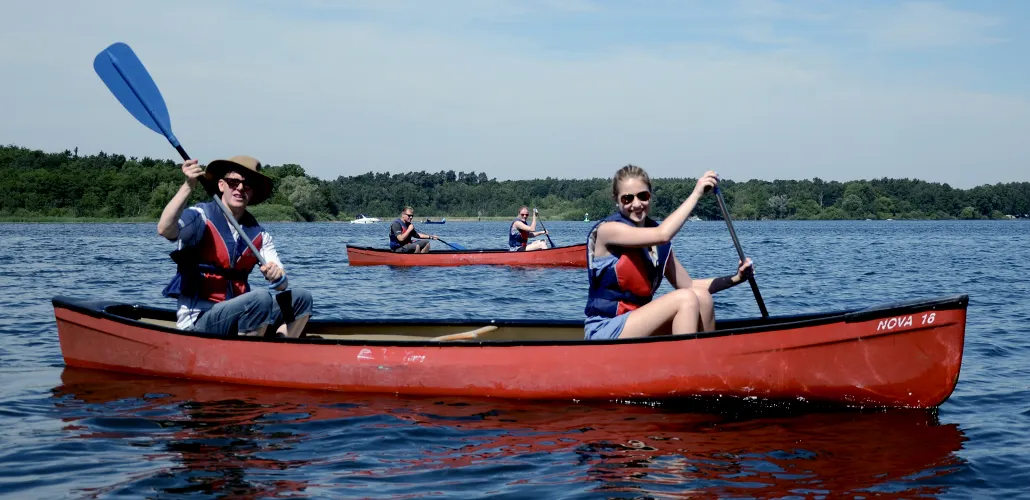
[157,156,313,338]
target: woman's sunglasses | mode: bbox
[222,177,253,191]
[619,191,651,205]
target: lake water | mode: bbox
[1,220,1028,498]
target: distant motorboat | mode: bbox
[689,215,702,222]
[423,218,446,224]
[350,214,380,224]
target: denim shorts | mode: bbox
[584,313,629,340]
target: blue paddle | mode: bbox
[713,186,768,318]
[94,42,294,322]
[533,208,557,248]
[436,238,466,250]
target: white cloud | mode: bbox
[864,2,1005,49]
[0,0,1026,188]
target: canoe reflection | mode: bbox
[52,368,966,498]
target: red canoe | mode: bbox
[345,244,586,267]
[52,294,968,408]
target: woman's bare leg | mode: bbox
[619,288,701,339]
[691,285,715,332]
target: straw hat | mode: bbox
[204,155,274,205]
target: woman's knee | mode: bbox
[671,288,700,310]
[694,288,713,308]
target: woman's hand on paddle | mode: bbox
[734,258,754,282]
[260,262,284,283]
[181,159,205,189]
[692,170,719,198]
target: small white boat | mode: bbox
[349,214,381,224]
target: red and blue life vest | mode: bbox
[389,218,412,250]
[161,201,265,302]
[584,212,672,318]
[509,219,531,250]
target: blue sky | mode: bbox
[2,0,1028,187]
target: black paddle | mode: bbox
[94,42,294,323]
[713,186,769,318]
[533,208,557,248]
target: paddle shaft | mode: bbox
[535,213,557,248]
[106,53,266,267]
[713,187,769,318]
[436,239,464,251]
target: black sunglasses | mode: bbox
[222,177,252,191]
[519,213,529,216]
[404,213,414,217]
[619,191,651,205]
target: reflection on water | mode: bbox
[51,368,966,498]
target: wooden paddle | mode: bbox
[93,42,295,322]
[432,325,498,341]
[713,186,769,318]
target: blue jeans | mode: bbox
[192,288,313,336]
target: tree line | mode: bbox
[2,145,1028,221]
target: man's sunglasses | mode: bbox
[619,191,651,205]
[519,213,529,217]
[404,213,414,217]
[222,177,252,191]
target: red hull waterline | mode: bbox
[345,244,587,267]
[53,294,967,408]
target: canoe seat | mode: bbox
[140,318,178,329]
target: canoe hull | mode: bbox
[53,295,967,408]
[346,244,587,267]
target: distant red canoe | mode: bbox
[53,294,968,408]
[345,244,587,267]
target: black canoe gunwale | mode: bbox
[52,294,969,348]
[345,243,586,256]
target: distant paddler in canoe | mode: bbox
[584,165,755,340]
[389,206,439,253]
[509,207,551,251]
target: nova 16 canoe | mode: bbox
[345,243,587,267]
[52,294,968,408]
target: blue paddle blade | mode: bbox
[93,42,178,147]
[439,239,466,250]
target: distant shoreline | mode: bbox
[2,216,1025,223]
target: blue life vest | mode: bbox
[509,218,531,250]
[583,212,672,318]
[161,201,265,302]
